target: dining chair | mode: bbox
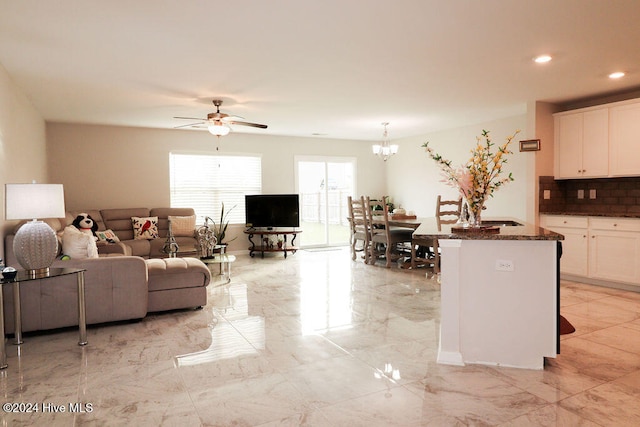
[366,196,413,268]
[411,195,462,272]
[347,195,370,262]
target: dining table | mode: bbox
[370,215,425,229]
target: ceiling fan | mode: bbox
[173,99,268,136]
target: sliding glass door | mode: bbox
[295,156,356,247]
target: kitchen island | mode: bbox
[413,218,563,370]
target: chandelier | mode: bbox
[372,122,398,161]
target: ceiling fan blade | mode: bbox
[221,114,245,122]
[174,122,205,129]
[174,116,207,121]
[228,120,268,129]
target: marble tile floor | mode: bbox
[1,247,639,426]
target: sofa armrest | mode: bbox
[97,241,132,256]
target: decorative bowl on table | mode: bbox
[2,267,17,280]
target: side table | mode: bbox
[200,245,236,285]
[0,267,87,369]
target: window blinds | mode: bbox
[169,153,262,224]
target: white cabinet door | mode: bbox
[581,109,609,177]
[610,101,640,176]
[555,113,583,179]
[589,230,640,284]
[554,109,608,179]
[559,228,589,276]
[589,218,640,285]
[540,215,588,276]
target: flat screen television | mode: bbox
[245,194,300,228]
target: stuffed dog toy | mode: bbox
[72,213,99,236]
[62,213,99,259]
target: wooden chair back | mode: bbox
[436,195,462,230]
[348,195,370,261]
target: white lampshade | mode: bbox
[5,183,66,277]
[208,122,230,136]
[6,183,65,220]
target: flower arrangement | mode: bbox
[422,129,520,225]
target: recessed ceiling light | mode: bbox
[534,55,552,64]
[609,71,625,79]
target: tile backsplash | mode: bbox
[539,176,640,216]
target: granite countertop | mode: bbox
[540,211,640,218]
[413,217,563,241]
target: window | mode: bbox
[170,153,261,224]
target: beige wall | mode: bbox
[531,101,561,223]
[47,123,388,251]
[386,114,531,221]
[0,62,48,259]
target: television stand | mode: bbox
[244,229,302,258]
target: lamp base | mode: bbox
[13,220,59,273]
[25,267,51,279]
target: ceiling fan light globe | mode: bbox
[208,123,230,136]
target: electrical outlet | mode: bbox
[495,259,514,272]
[577,189,584,199]
[589,189,596,199]
[543,190,551,200]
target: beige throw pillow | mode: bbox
[168,215,196,237]
[95,229,120,242]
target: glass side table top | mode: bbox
[1,267,86,283]
[200,254,237,264]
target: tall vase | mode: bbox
[468,198,485,228]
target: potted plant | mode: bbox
[196,203,237,258]
[212,202,237,247]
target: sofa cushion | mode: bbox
[168,215,196,237]
[121,239,151,257]
[151,208,196,238]
[132,216,159,240]
[101,208,151,241]
[146,257,210,292]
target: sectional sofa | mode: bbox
[2,207,211,335]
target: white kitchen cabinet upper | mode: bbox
[554,108,609,179]
[609,101,640,176]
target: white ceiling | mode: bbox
[1,0,639,141]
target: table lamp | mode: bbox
[5,183,66,278]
